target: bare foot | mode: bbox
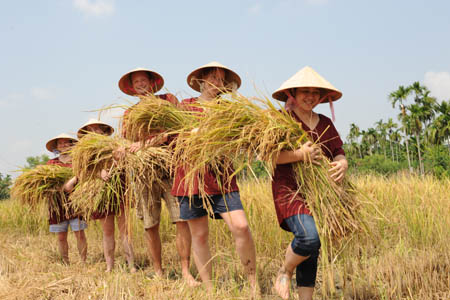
[274,270,291,300]
[182,273,201,287]
[130,266,137,273]
[105,265,113,273]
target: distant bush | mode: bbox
[0,173,12,200]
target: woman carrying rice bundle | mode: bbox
[76,119,136,273]
[271,66,348,300]
[172,62,259,295]
[118,68,198,284]
[45,133,87,264]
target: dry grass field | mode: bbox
[0,174,449,299]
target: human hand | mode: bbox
[296,141,321,165]
[128,142,141,153]
[329,159,348,182]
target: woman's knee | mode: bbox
[230,221,251,238]
[291,232,320,256]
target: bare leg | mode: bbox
[57,231,69,264]
[100,215,115,272]
[220,210,259,297]
[298,287,314,300]
[73,229,87,262]
[144,223,163,276]
[117,210,136,272]
[175,221,200,286]
[187,216,213,291]
[275,245,309,300]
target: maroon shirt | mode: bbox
[121,93,178,142]
[272,113,345,231]
[171,98,239,196]
[46,158,79,225]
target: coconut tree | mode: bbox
[389,85,413,172]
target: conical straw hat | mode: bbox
[46,133,78,152]
[118,68,164,96]
[272,66,342,102]
[77,118,114,138]
[187,61,241,92]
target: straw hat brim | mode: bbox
[118,68,164,96]
[77,119,114,138]
[187,61,241,93]
[46,134,78,152]
[272,66,342,103]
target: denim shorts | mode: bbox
[49,218,88,233]
[284,214,321,257]
[284,214,321,287]
[177,191,244,220]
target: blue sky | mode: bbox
[1,0,450,177]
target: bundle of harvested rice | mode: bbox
[11,165,74,218]
[69,172,125,219]
[70,133,172,213]
[173,93,366,250]
[121,94,198,142]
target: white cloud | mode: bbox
[73,0,115,17]
[248,3,262,15]
[30,87,58,100]
[424,71,450,101]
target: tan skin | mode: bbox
[274,87,348,300]
[116,72,198,285]
[53,138,87,264]
[188,68,260,297]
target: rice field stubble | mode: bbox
[0,174,448,299]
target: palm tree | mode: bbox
[375,119,388,159]
[390,129,402,162]
[406,104,425,175]
[389,86,413,172]
[348,123,362,158]
[385,118,398,161]
[431,100,450,154]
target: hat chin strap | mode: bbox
[318,94,336,122]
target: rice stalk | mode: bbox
[172,94,368,251]
[70,133,172,215]
[11,165,73,219]
[120,94,198,142]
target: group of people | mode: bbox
[41,62,348,300]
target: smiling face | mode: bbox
[56,138,74,153]
[294,87,322,112]
[131,71,153,95]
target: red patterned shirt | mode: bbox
[171,98,239,196]
[272,113,345,231]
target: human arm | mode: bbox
[274,141,321,165]
[63,176,78,193]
